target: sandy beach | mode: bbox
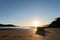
[0,28,60,40]
[0,28,44,40]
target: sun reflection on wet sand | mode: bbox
[30,27,44,40]
[31,27,37,33]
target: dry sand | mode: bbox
[45,28,60,40]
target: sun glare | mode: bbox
[33,20,39,27]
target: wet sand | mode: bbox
[0,28,44,40]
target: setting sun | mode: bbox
[33,20,39,27]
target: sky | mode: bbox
[0,0,60,26]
